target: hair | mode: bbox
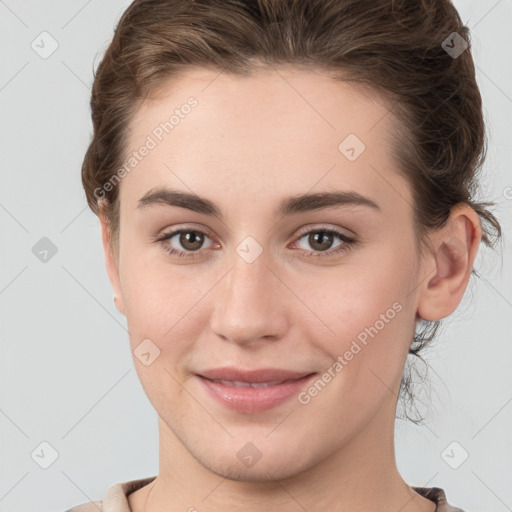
[81,0,502,423]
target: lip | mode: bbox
[196,367,317,413]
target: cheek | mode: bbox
[120,225,195,303]
[120,260,206,408]
[122,268,205,351]
[310,251,416,387]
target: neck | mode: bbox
[133,396,435,512]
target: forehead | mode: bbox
[120,65,411,217]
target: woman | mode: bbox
[67,0,501,510]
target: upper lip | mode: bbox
[197,367,315,383]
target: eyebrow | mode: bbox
[137,187,381,218]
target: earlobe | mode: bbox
[99,206,127,317]
[417,204,482,322]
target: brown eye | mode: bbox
[155,228,214,259]
[307,231,335,252]
[294,228,356,258]
[178,231,205,251]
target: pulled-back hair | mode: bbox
[81,0,502,423]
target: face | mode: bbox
[108,65,426,481]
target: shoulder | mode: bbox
[412,486,466,512]
[63,476,157,512]
[63,502,103,512]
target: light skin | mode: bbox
[99,65,481,512]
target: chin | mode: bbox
[158,402,334,482]
[184,433,323,484]
[198,454,309,483]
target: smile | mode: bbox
[195,368,317,413]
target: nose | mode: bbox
[209,248,289,347]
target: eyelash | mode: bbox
[154,226,356,260]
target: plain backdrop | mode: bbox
[0,1,511,511]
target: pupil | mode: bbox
[181,231,203,250]
[311,232,332,251]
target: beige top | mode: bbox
[64,476,466,512]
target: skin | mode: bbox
[99,65,481,512]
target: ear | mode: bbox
[417,203,482,321]
[99,205,126,317]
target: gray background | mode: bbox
[0,1,511,511]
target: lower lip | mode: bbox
[196,374,317,413]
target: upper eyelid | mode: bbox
[156,225,356,249]
[156,223,354,239]
[155,223,214,239]
[294,224,355,239]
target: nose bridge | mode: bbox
[209,243,287,345]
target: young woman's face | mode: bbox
[111,66,426,480]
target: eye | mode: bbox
[154,226,356,260]
[154,228,215,259]
[293,227,356,258]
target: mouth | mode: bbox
[195,367,317,413]
[206,379,295,388]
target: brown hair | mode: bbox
[81,0,501,423]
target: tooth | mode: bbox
[233,380,252,387]
[217,379,251,387]
[212,379,287,387]
[250,380,284,388]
